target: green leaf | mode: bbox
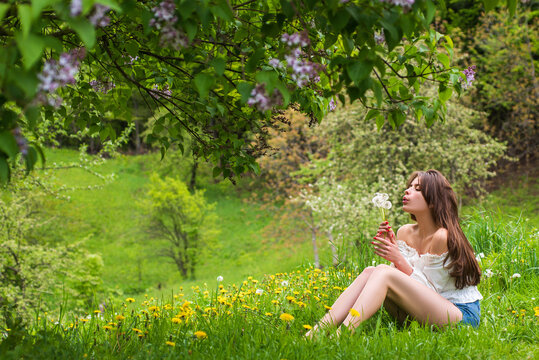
[31,0,57,19]
[0,131,19,158]
[184,20,198,41]
[213,166,222,177]
[425,0,436,24]
[210,2,234,22]
[18,4,33,38]
[15,32,45,70]
[436,53,450,68]
[255,71,278,91]
[25,146,38,173]
[194,73,215,99]
[347,61,373,86]
[507,0,517,16]
[246,48,266,73]
[365,109,380,122]
[13,68,39,96]
[237,82,253,103]
[0,157,9,184]
[211,58,226,76]
[125,41,140,57]
[375,113,385,130]
[66,18,96,48]
[483,0,499,12]
[439,86,452,103]
[0,4,10,22]
[25,106,40,129]
[95,0,122,12]
[274,80,290,106]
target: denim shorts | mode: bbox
[453,300,481,328]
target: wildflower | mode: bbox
[171,318,181,324]
[194,331,207,339]
[511,273,521,279]
[115,315,125,321]
[534,307,539,317]
[217,275,224,282]
[303,324,313,330]
[255,288,264,295]
[281,280,289,287]
[280,313,294,322]
[271,300,280,305]
[324,305,332,310]
[103,325,113,331]
[484,269,494,278]
[265,312,273,316]
[132,328,142,333]
[461,65,476,89]
[166,341,175,347]
[328,98,337,112]
[349,309,361,317]
[94,310,101,314]
[475,253,485,261]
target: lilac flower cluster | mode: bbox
[70,0,82,17]
[35,48,85,107]
[89,4,111,27]
[379,0,415,9]
[246,83,283,112]
[90,80,116,94]
[149,0,188,50]
[281,32,324,88]
[328,98,337,112]
[38,48,85,93]
[461,65,476,89]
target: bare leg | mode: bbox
[340,264,463,332]
[305,266,375,337]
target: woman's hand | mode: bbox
[371,235,402,264]
[376,221,396,244]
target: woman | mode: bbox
[305,170,482,337]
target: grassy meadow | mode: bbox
[1,149,538,359]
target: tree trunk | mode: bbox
[327,230,339,267]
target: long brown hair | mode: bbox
[406,170,481,289]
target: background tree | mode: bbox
[141,173,218,280]
[1,0,505,183]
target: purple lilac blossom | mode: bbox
[89,4,111,27]
[150,84,172,99]
[462,65,476,89]
[37,48,85,93]
[149,0,177,29]
[329,98,337,111]
[149,0,189,50]
[70,0,83,17]
[247,84,283,112]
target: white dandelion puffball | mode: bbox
[281,280,289,287]
[372,193,392,209]
[256,288,264,295]
[216,276,224,282]
[484,269,494,278]
[511,273,521,279]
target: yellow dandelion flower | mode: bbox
[349,309,361,317]
[94,310,101,314]
[303,324,312,330]
[171,318,181,324]
[132,328,142,333]
[148,306,159,312]
[81,319,89,323]
[194,331,207,339]
[324,305,332,310]
[534,307,539,317]
[166,341,175,347]
[115,315,125,321]
[265,312,273,316]
[103,326,113,330]
[286,296,295,302]
[126,298,135,303]
[280,313,294,322]
[314,296,320,301]
[138,334,144,338]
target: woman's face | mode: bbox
[402,177,429,215]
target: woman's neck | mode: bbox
[414,211,439,241]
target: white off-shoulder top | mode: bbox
[392,240,483,304]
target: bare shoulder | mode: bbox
[396,224,416,244]
[431,228,449,255]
